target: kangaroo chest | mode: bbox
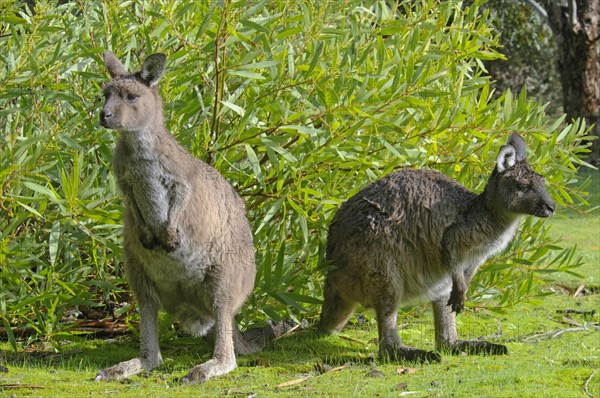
[454,217,522,271]
[116,145,180,223]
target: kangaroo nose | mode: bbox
[541,200,555,217]
[100,110,112,127]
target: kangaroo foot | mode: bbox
[181,358,236,384]
[235,320,298,355]
[444,340,508,355]
[95,358,146,381]
[379,344,442,363]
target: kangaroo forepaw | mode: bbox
[447,290,465,314]
[446,340,508,356]
[139,232,161,250]
[161,227,180,252]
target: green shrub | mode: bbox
[0,0,591,346]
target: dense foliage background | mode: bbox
[0,0,592,346]
[483,0,562,115]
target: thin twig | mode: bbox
[276,376,310,388]
[0,384,45,389]
[584,368,600,398]
[556,308,596,316]
[338,335,369,346]
[573,284,586,297]
[522,325,599,342]
[273,323,301,341]
[209,0,229,150]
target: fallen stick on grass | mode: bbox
[0,384,45,389]
[523,325,600,342]
[584,368,599,398]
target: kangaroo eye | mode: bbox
[126,93,139,102]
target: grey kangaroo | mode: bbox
[96,52,280,383]
[319,133,555,362]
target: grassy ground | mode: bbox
[1,170,598,398]
[545,168,600,287]
[1,294,598,398]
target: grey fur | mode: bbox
[319,133,555,362]
[96,52,281,383]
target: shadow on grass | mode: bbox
[0,324,384,381]
[0,305,497,379]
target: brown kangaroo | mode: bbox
[319,133,555,362]
[96,52,284,383]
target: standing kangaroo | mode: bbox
[96,52,279,383]
[319,133,555,362]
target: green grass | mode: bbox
[545,168,600,286]
[1,170,599,397]
[1,294,598,397]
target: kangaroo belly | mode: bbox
[400,263,452,303]
[132,244,215,305]
[329,238,452,306]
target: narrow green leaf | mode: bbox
[220,100,245,117]
[244,144,264,188]
[49,221,61,266]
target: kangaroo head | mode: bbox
[487,133,555,218]
[100,52,166,132]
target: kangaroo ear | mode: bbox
[507,133,527,161]
[496,144,516,173]
[140,53,166,86]
[104,52,127,78]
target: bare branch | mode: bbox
[568,0,582,31]
[520,0,549,23]
[522,325,600,342]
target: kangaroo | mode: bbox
[96,52,283,383]
[319,133,555,362]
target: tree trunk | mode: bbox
[540,0,600,164]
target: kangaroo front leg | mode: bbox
[161,180,191,251]
[96,303,162,381]
[129,200,161,250]
[130,177,190,252]
[182,309,237,383]
[432,297,508,356]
